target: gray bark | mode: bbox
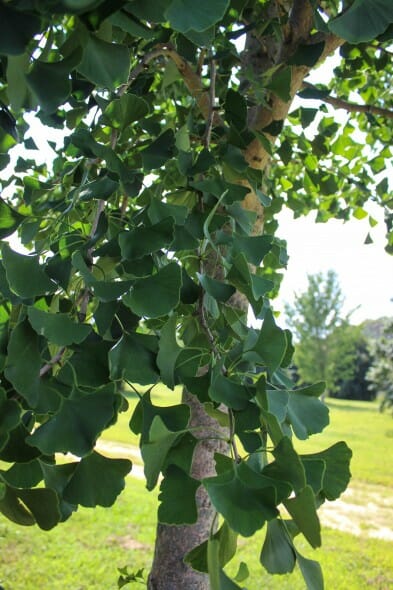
[147,391,228,590]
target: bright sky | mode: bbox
[273,55,393,327]
[274,205,393,326]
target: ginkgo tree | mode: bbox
[0,1,392,589]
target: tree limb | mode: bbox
[203,55,217,147]
[302,81,393,119]
[123,43,213,120]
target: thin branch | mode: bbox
[302,81,393,119]
[203,55,217,148]
[228,409,241,463]
[196,48,206,77]
[122,43,220,123]
[40,347,65,377]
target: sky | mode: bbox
[273,205,393,326]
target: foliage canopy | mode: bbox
[0,1,392,588]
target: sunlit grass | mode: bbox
[1,397,392,589]
[0,477,392,590]
[294,398,393,487]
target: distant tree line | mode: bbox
[284,271,392,408]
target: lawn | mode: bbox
[0,397,392,589]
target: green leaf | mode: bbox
[158,465,200,524]
[39,462,77,521]
[329,0,393,43]
[141,129,175,171]
[166,0,230,33]
[0,197,25,238]
[234,562,249,583]
[104,94,149,129]
[302,459,326,496]
[28,307,91,346]
[184,520,237,574]
[148,199,188,225]
[72,251,132,302]
[288,43,325,67]
[78,34,130,89]
[184,26,215,47]
[219,569,244,589]
[16,488,61,530]
[287,391,329,440]
[1,458,43,489]
[232,235,273,266]
[6,53,30,111]
[57,338,111,388]
[4,320,41,407]
[0,485,34,526]
[109,10,156,39]
[109,333,159,386]
[0,389,21,444]
[266,389,288,423]
[27,392,118,457]
[198,273,235,302]
[209,373,252,411]
[260,518,296,574]
[284,486,321,548]
[0,4,41,55]
[2,243,56,298]
[26,50,82,113]
[295,550,324,590]
[63,452,131,507]
[130,392,190,442]
[225,89,247,131]
[78,176,119,201]
[208,536,220,590]
[266,67,291,102]
[0,486,61,530]
[227,254,264,316]
[123,262,182,318]
[157,314,182,389]
[251,310,287,375]
[0,422,41,464]
[302,442,352,501]
[203,459,282,537]
[128,0,171,22]
[263,436,306,494]
[204,403,230,428]
[119,217,175,260]
[141,416,185,490]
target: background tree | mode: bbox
[0,2,392,590]
[285,270,358,395]
[367,320,393,413]
[330,325,374,401]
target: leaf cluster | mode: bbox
[0,1,391,589]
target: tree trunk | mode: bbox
[147,392,228,590]
[147,3,343,587]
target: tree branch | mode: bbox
[39,347,65,377]
[302,81,393,119]
[203,55,217,148]
[289,0,314,44]
[123,43,220,123]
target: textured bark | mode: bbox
[147,3,345,588]
[147,392,228,590]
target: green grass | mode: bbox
[0,477,392,590]
[102,392,393,487]
[100,384,182,448]
[1,397,392,589]
[295,398,393,487]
